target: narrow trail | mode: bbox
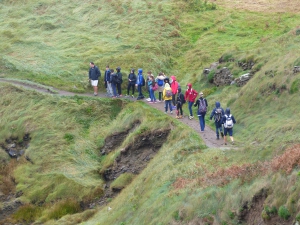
[0,78,235,149]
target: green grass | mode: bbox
[2,0,300,224]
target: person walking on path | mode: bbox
[88,62,101,96]
[136,68,145,100]
[126,69,136,98]
[176,87,185,119]
[184,83,198,120]
[110,69,118,98]
[104,65,112,97]
[116,67,123,96]
[194,92,208,132]
[148,75,157,103]
[222,108,236,145]
[209,101,225,139]
[170,75,179,110]
[155,72,166,102]
[163,83,173,114]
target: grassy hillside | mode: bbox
[1,0,300,224]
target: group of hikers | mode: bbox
[88,62,236,145]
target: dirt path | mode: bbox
[0,78,233,149]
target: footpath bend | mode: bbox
[0,78,234,149]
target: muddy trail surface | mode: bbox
[0,78,235,149]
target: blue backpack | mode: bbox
[157,79,164,87]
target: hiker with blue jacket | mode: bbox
[210,101,225,140]
[194,92,208,132]
[222,108,236,145]
[136,68,145,100]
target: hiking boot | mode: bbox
[170,111,173,114]
[176,115,180,119]
[216,137,220,140]
[189,116,194,120]
[131,95,134,98]
[220,131,224,138]
[224,143,227,145]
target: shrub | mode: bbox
[110,173,135,190]
[278,205,290,220]
[13,204,42,223]
[48,199,81,220]
[296,213,300,221]
[207,70,215,83]
[290,79,299,94]
[64,133,75,143]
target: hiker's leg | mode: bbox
[199,116,205,131]
[131,84,135,95]
[165,101,168,112]
[127,83,130,95]
[179,104,183,115]
[215,122,219,138]
[188,101,193,116]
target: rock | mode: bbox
[8,149,18,158]
[234,73,253,87]
[294,66,300,74]
[213,67,234,86]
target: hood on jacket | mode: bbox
[164,77,170,83]
[138,68,143,74]
[215,101,221,108]
[225,108,231,115]
[170,75,176,81]
[177,87,181,93]
[165,83,171,88]
[187,83,192,89]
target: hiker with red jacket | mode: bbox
[184,83,198,120]
[170,75,179,109]
[194,92,208,132]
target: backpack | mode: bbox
[214,108,222,122]
[152,83,158,91]
[182,95,186,104]
[198,98,207,114]
[157,79,164,87]
[165,89,172,97]
[224,114,233,128]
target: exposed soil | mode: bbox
[0,134,31,223]
[238,188,294,225]
[94,127,170,207]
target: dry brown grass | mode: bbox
[210,0,300,13]
[173,144,300,190]
[0,160,17,195]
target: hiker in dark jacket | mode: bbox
[126,69,137,98]
[88,62,101,96]
[110,69,118,98]
[104,65,112,97]
[210,101,225,140]
[194,92,208,132]
[175,87,185,119]
[221,108,236,145]
[116,67,123,96]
